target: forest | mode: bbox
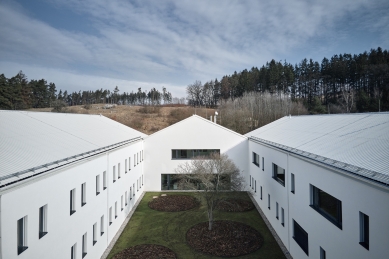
[187,47,389,113]
[0,73,176,110]
[1,47,388,114]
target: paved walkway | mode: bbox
[248,193,293,259]
[100,191,145,259]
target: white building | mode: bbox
[0,111,388,259]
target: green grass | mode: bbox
[108,192,286,259]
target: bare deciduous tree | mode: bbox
[175,153,245,230]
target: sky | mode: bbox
[0,0,388,98]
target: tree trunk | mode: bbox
[208,209,213,230]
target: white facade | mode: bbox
[1,111,388,259]
[144,115,248,191]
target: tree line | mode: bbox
[0,71,175,110]
[187,47,389,113]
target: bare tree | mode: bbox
[175,153,245,230]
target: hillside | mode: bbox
[29,105,215,135]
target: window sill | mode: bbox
[70,210,76,215]
[359,242,369,250]
[18,246,28,255]
[272,176,285,187]
[309,205,342,229]
[39,231,48,239]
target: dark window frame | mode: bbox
[17,216,28,254]
[272,163,285,186]
[252,152,259,166]
[293,219,309,255]
[359,212,369,250]
[171,149,221,160]
[310,185,342,229]
[39,205,48,239]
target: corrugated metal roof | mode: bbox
[0,111,147,186]
[246,113,389,185]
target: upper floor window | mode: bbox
[252,152,259,166]
[81,183,86,206]
[113,166,116,183]
[70,188,76,215]
[103,171,107,190]
[310,185,342,229]
[359,212,369,250]
[171,149,220,159]
[39,205,48,238]
[293,219,309,255]
[17,216,28,254]
[272,163,285,186]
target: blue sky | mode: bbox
[0,0,388,97]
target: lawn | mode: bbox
[107,192,286,259]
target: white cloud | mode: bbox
[1,0,388,96]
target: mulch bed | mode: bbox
[148,195,199,212]
[216,198,255,212]
[112,244,176,259]
[186,220,263,257]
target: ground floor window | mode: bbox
[161,174,207,190]
[293,219,309,255]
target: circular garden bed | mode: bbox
[148,195,199,212]
[216,198,255,212]
[186,220,263,257]
[112,244,176,259]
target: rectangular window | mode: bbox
[82,233,87,258]
[250,175,251,186]
[125,159,127,173]
[262,157,264,171]
[109,207,112,225]
[134,154,136,167]
[281,207,285,226]
[142,150,144,161]
[293,220,309,255]
[130,187,132,200]
[291,173,295,193]
[115,202,117,218]
[93,223,97,245]
[129,157,131,170]
[70,188,76,215]
[142,175,144,186]
[252,177,254,190]
[81,183,86,206]
[118,163,121,179]
[17,216,28,254]
[121,195,123,211]
[272,163,285,186]
[359,212,369,250]
[39,205,48,238]
[171,149,221,159]
[137,152,139,164]
[113,166,116,183]
[260,186,263,200]
[100,215,104,236]
[252,152,259,166]
[255,180,257,193]
[133,184,135,196]
[103,171,107,190]
[276,202,279,219]
[320,247,326,259]
[125,191,128,205]
[137,179,139,191]
[268,194,270,209]
[96,175,100,195]
[310,185,342,229]
[71,243,76,259]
